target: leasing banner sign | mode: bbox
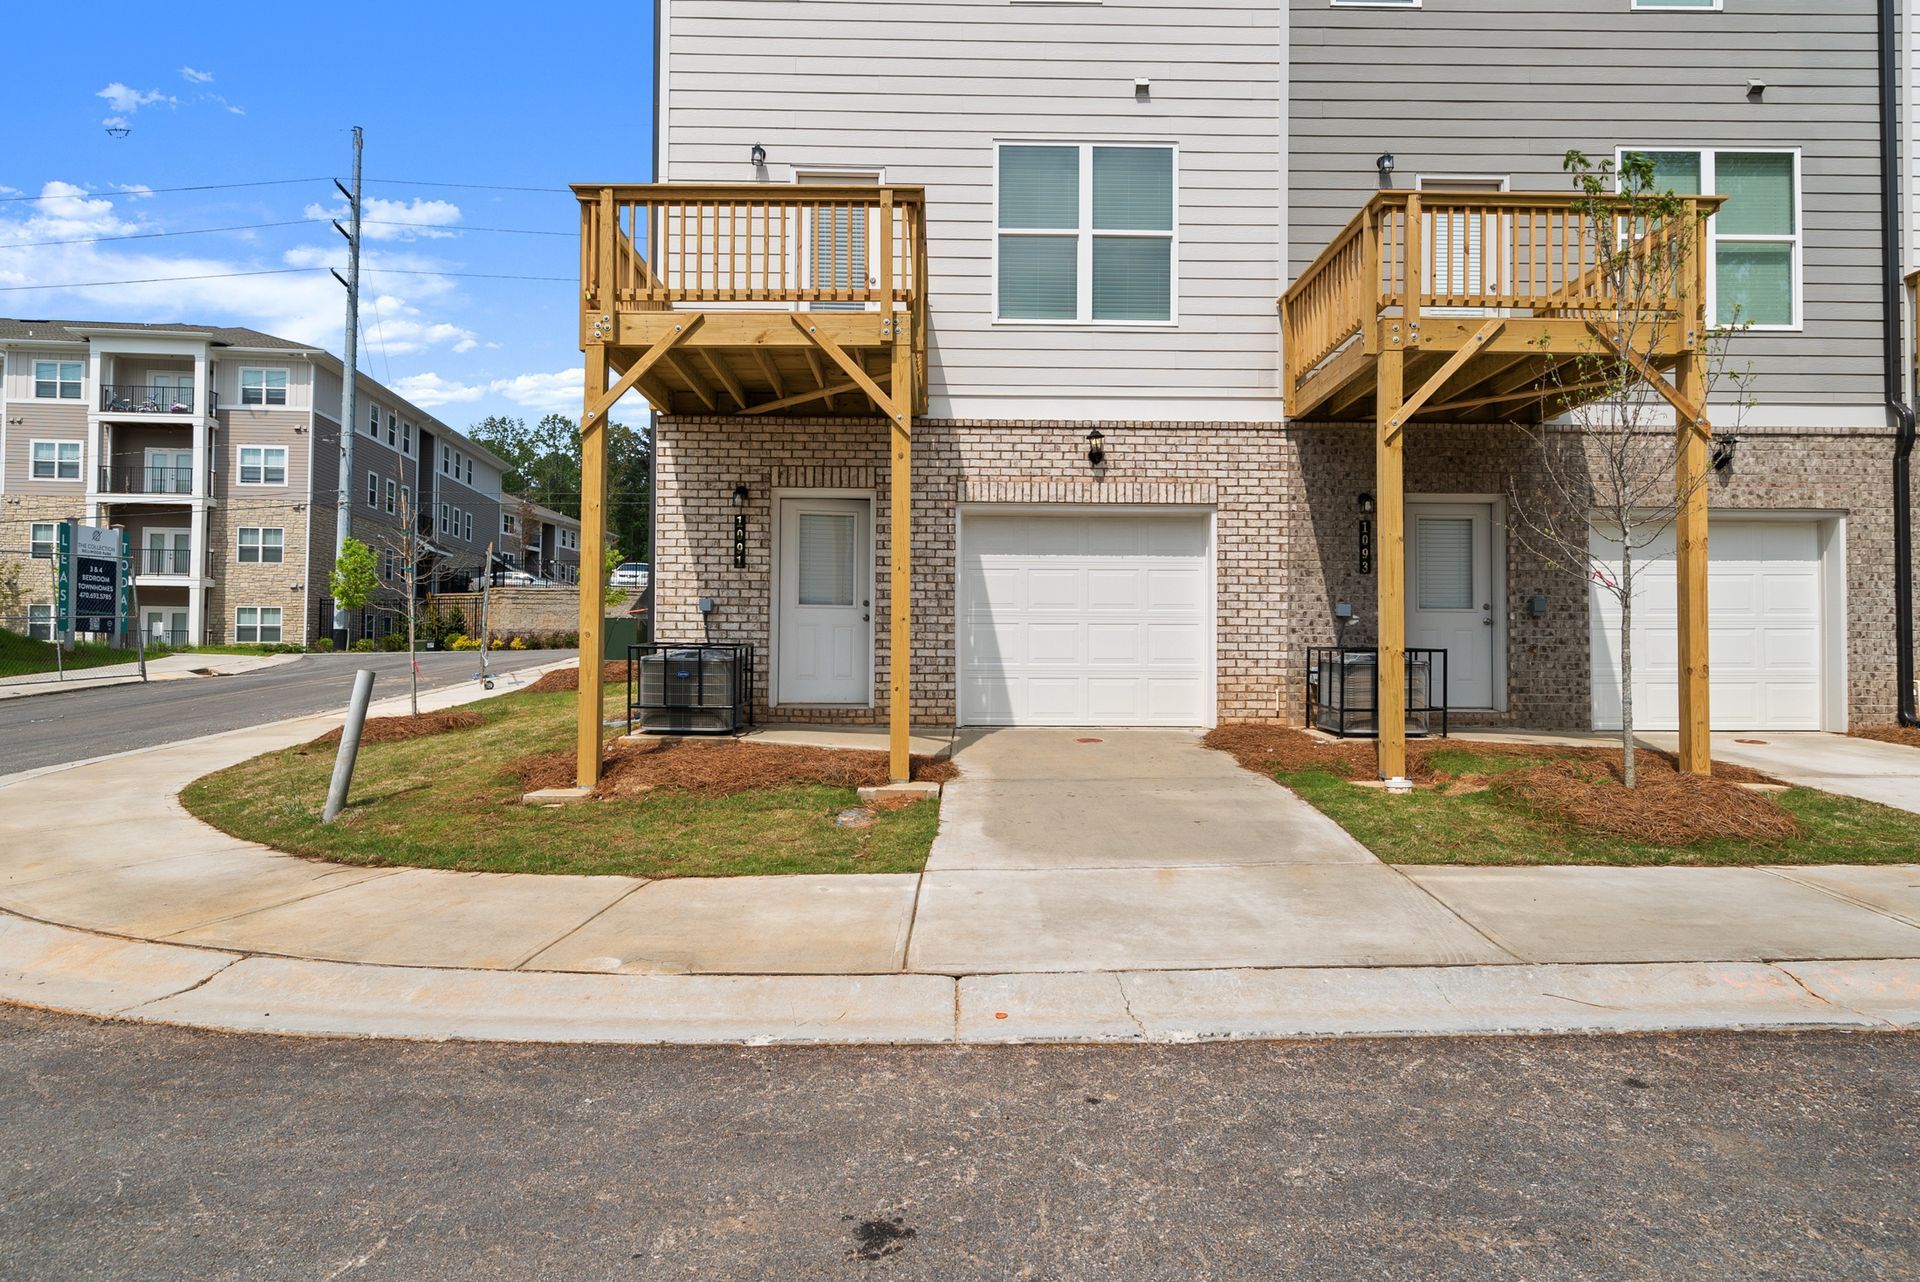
[54,521,129,639]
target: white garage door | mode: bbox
[1590,519,1827,731]
[958,510,1211,726]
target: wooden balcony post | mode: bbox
[1672,201,1712,776]
[1375,344,1408,782]
[575,343,610,790]
[888,313,915,784]
[878,188,894,321]
[1403,192,1423,345]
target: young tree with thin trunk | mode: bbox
[1511,151,1753,787]
[366,496,429,715]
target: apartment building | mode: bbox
[500,498,585,585]
[0,319,509,647]
[580,0,1917,780]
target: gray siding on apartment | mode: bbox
[662,0,1286,413]
[3,400,88,497]
[1291,0,1889,410]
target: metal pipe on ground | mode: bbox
[321,668,377,824]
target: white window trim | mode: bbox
[29,439,83,481]
[991,140,1181,329]
[238,367,290,407]
[385,478,397,515]
[236,444,289,487]
[1618,145,1804,332]
[31,359,85,401]
[402,422,414,456]
[235,605,284,644]
[30,522,57,558]
[366,471,380,509]
[237,526,285,564]
[463,510,473,542]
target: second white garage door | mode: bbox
[1590,518,1831,731]
[958,510,1211,726]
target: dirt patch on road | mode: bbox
[515,736,960,800]
[308,710,483,747]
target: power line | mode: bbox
[363,219,570,237]
[0,217,572,251]
[0,267,311,292]
[364,178,568,194]
[362,267,573,282]
[0,177,327,203]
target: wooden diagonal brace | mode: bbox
[787,313,902,424]
[1384,319,1506,441]
[586,314,703,424]
[741,372,892,417]
[1583,321,1711,438]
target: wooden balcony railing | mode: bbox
[577,182,926,318]
[1282,190,1722,414]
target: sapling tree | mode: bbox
[1510,150,1754,787]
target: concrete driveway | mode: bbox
[1641,730,1920,815]
[927,729,1374,871]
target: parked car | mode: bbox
[492,570,539,587]
[610,561,650,590]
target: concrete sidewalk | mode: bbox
[1,710,1918,1045]
[0,650,301,700]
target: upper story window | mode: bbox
[367,404,381,438]
[239,368,288,406]
[238,445,288,485]
[502,512,517,534]
[463,456,473,484]
[34,361,83,400]
[237,527,284,563]
[441,445,452,476]
[386,413,397,447]
[30,441,82,480]
[1629,148,1800,329]
[402,422,414,455]
[996,142,1176,324]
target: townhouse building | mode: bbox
[500,497,585,585]
[0,319,509,648]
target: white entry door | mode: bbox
[1406,502,1496,708]
[1590,518,1826,731]
[776,497,871,705]
[144,608,186,646]
[958,510,1211,726]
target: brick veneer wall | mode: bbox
[428,587,580,637]
[655,414,1920,731]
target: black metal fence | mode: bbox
[1306,647,1449,739]
[100,384,214,414]
[626,642,754,735]
[99,463,198,495]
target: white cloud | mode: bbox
[180,66,214,83]
[487,369,585,415]
[391,372,485,408]
[112,183,155,200]
[96,83,175,116]
[303,196,463,242]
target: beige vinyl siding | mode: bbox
[1291,0,1887,411]
[220,410,310,497]
[662,0,1286,415]
[214,356,313,412]
[6,401,88,495]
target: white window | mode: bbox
[463,511,473,541]
[1625,147,1801,329]
[235,606,283,643]
[238,446,288,485]
[440,503,451,534]
[503,512,517,534]
[30,441,82,481]
[367,471,380,508]
[463,456,473,484]
[385,478,397,514]
[361,611,376,640]
[238,527,284,563]
[367,404,380,437]
[441,445,451,475]
[33,360,84,400]
[400,485,410,517]
[30,522,56,558]
[386,413,397,447]
[382,548,395,580]
[995,142,1176,324]
[28,604,55,640]
[402,422,414,455]
[239,367,289,406]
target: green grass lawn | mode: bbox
[1276,745,1920,867]
[181,686,938,878]
[0,627,144,677]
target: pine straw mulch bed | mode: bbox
[1203,721,1795,846]
[1850,725,1920,751]
[515,735,961,801]
[307,710,483,748]
[525,661,630,695]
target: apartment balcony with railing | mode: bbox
[576,183,927,417]
[99,383,217,417]
[97,459,208,498]
[1281,190,1723,422]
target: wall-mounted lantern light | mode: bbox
[1711,434,1740,473]
[1375,153,1395,183]
[1357,491,1375,514]
[732,484,750,507]
[1085,429,1106,468]
[750,143,768,167]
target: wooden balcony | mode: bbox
[1282,190,1723,423]
[574,182,927,417]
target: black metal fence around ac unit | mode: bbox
[1306,646,1449,740]
[626,642,754,735]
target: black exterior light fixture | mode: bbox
[1085,429,1107,467]
[750,142,768,167]
[1375,153,1395,185]
[1357,492,1375,575]
[731,485,749,567]
[1711,434,1740,473]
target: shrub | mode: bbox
[378,632,408,652]
[308,638,336,653]
[508,636,528,650]
[447,633,481,651]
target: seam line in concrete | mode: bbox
[1381,864,1528,963]
[1113,973,1150,1039]
[153,867,409,941]
[1770,962,1901,1030]
[116,952,244,1014]
[1757,867,1920,930]
[509,880,655,971]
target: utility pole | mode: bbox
[329,125,364,649]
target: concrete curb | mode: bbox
[0,651,305,702]
[2,910,1913,1045]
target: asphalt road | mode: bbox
[0,649,568,776]
[2,1009,1914,1281]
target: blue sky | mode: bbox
[0,2,654,430]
